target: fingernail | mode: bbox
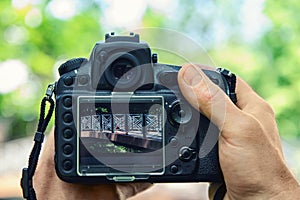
[182,65,203,86]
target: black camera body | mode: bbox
[54,33,229,183]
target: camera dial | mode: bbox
[58,58,87,76]
[169,100,193,125]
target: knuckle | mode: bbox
[193,79,223,103]
[245,115,259,127]
[191,78,230,124]
[244,115,266,138]
[261,100,275,116]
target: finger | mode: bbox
[178,64,283,155]
[178,64,243,131]
[179,64,275,124]
[235,77,275,117]
[116,183,152,199]
[234,78,282,150]
[182,63,216,71]
[183,64,275,117]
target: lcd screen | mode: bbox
[78,96,165,175]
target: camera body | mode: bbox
[54,33,229,183]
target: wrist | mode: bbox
[224,185,300,200]
[223,164,299,200]
[269,164,300,200]
[271,180,300,200]
[272,186,300,200]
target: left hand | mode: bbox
[33,130,152,200]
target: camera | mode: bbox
[54,32,230,183]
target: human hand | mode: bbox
[33,130,151,200]
[178,64,300,199]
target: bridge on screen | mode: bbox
[80,114,163,151]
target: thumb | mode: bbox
[178,64,240,130]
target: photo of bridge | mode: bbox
[80,113,163,152]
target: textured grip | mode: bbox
[58,58,87,76]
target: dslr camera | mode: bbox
[54,33,232,183]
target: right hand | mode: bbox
[178,64,300,200]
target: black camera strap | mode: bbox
[21,83,55,200]
[217,68,237,104]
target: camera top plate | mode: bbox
[105,32,140,43]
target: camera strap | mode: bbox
[21,83,55,200]
[217,68,237,104]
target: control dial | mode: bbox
[169,100,193,125]
[58,58,87,76]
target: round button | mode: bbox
[63,97,72,108]
[78,75,89,85]
[169,101,193,125]
[179,147,193,162]
[63,129,73,139]
[63,76,73,86]
[178,110,186,118]
[63,160,72,171]
[63,144,73,155]
[99,51,107,62]
[169,137,179,147]
[63,113,73,123]
[170,165,178,174]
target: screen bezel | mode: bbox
[76,95,165,177]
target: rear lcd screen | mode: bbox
[78,96,165,175]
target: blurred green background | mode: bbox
[1,0,300,198]
[1,0,300,142]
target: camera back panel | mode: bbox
[54,33,227,183]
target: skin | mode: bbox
[33,131,151,200]
[177,64,300,200]
[33,63,300,199]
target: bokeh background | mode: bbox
[1,0,300,199]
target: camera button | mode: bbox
[63,76,73,86]
[170,101,193,125]
[63,113,73,123]
[169,137,179,147]
[170,165,179,174]
[63,128,73,139]
[63,144,73,155]
[179,146,193,162]
[63,160,72,171]
[78,75,89,85]
[63,97,72,108]
[99,51,107,62]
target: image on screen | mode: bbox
[78,96,165,175]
